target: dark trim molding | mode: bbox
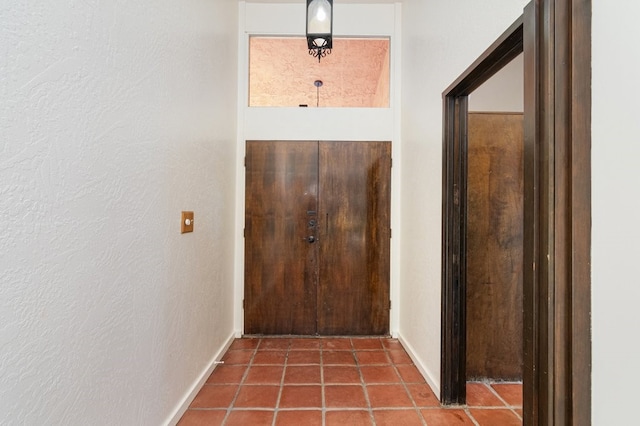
[440,0,591,422]
[441,16,524,406]
[522,0,592,424]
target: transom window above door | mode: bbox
[249,37,390,108]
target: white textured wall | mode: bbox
[592,0,640,423]
[399,0,528,395]
[0,1,238,424]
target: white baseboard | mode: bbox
[397,333,441,400]
[165,331,237,426]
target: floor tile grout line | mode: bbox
[181,337,523,425]
[270,340,290,426]
[464,405,525,411]
[467,381,524,424]
[320,344,326,426]
[464,407,482,426]
[352,338,378,425]
[385,344,428,426]
[221,337,261,426]
[483,381,521,408]
[511,406,524,422]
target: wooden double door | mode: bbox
[244,141,391,336]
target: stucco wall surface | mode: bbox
[592,0,640,423]
[399,0,529,395]
[0,1,238,424]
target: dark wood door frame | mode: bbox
[440,1,591,424]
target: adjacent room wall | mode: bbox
[469,54,523,112]
[399,0,529,395]
[592,0,640,423]
[0,1,238,424]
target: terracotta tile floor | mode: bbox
[178,337,522,426]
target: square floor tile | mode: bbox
[177,409,227,426]
[279,385,322,408]
[244,365,284,384]
[229,338,260,350]
[373,409,424,426]
[351,338,384,350]
[367,385,413,408]
[381,339,404,350]
[325,385,368,408]
[396,364,426,383]
[253,350,287,365]
[324,366,361,384]
[275,410,322,426]
[234,385,280,408]
[387,349,413,364]
[466,382,505,407]
[225,410,274,426]
[206,365,247,384]
[259,339,291,350]
[179,337,520,426]
[321,338,353,351]
[190,385,237,409]
[221,350,253,365]
[360,365,400,384]
[421,408,475,425]
[284,365,321,384]
[325,410,373,425]
[491,383,523,407]
[468,408,522,425]
[356,351,390,365]
[406,384,440,407]
[323,351,356,365]
[290,338,321,350]
[288,350,321,365]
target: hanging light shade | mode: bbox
[306,0,333,62]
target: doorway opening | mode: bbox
[465,51,524,387]
[441,16,524,407]
[440,1,591,423]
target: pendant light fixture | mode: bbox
[306,0,333,62]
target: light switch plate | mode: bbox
[181,211,194,234]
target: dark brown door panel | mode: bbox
[244,141,319,335]
[244,141,391,336]
[318,141,391,335]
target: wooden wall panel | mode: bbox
[466,113,524,380]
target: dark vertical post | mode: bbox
[441,95,468,405]
[523,0,592,423]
